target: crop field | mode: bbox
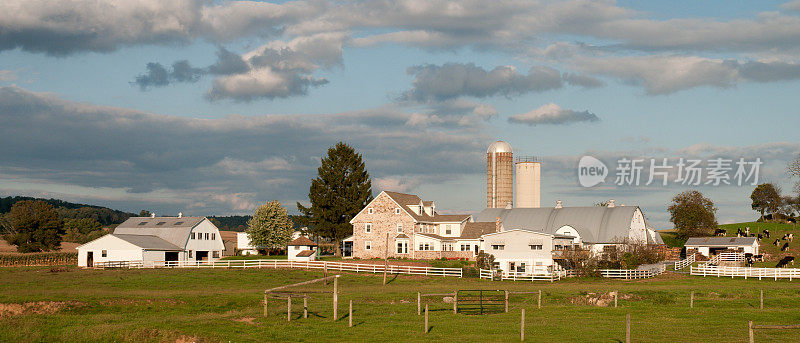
[2,266,800,342]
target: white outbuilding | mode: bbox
[685,237,759,258]
[287,236,318,261]
[76,215,225,267]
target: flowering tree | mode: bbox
[246,201,293,255]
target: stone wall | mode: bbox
[413,250,475,261]
[351,193,417,259]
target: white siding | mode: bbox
[481,230,555,274]
[185,219,225,261]
[76,235,143,267]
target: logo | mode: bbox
[578,155,608,187]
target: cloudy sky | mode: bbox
[2,0,800,228]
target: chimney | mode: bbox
[178,212,183,218]
[150,213,156,218]
[607,199,615,208]
[555,200,563,209]
[495,217,502,233]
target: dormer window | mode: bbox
[156,222,166,226]
[368,208,373,214]
[138,221,147,226]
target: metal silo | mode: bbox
[487,141,513,208]
[515,156,541,208]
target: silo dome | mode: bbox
[487,141,513,154]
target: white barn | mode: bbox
[287,236,318,261]
[77,215,224,267]
[685,237,759,258]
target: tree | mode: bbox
[246,201,293,255]
[139,210,151,217]
[668,190,718,239]
[750,183,782,221]
[62,218,104,243]
[3,200,64,252]
[296,142,373,256]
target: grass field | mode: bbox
[2,266,800,342]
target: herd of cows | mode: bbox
[712,227,795,268]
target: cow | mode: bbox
[789,233,794,242]
[774,239,781,246]
[763,229,770,238]
[781,242,790,251]
[745,257,754,267]
[737,228,744,237]
[754,254,764,262]
[745,227,751,236]
[757,234,763,241]
[714,228,727,236]
[776,256,795,268]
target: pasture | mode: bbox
[2,266,800,342]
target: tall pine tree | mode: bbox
[297,142,373,256]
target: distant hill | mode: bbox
[0,196,135,226]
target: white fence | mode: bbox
[599,264,666,279]
[478,269,564,281]
[691,265,800,280]
[674,254,696,270]
[94,259,462,277]
[702,252,746,266]
[479,265,667,281]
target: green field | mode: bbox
[2,266,800,342]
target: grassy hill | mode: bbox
[719,221,800,261]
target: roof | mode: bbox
[112,234,182,251]
[432,214,471,222]
[685,237,758,247]
[416,233,450,241]
[288,236,317,246]
[647,230,665,245]
[217,230,238,242]
[488,140,512,153]
[114,216,207,248]
[461,222,496,239]
[296,250,315,257]
[395,233,409,239]
[473,206,643,243]
[383,191,470,223]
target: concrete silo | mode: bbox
[515,156,541,208]
[486,141,513,208]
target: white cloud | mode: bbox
[508,103,599,125]
[0,70,17,82]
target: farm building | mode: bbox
[481,229,577,274]
[287,236,318,261]
[76,215,225,267]
[237,231,307,255]
[685,237,759,258]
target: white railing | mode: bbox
[702,252,745,266]
[674,254,696,270]
[94,259,462,277]
[691,265,800,280]
[479,268,494,280]
[600,264,667,279]
[479,268,562,282]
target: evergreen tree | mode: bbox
[4,200,64,252]
[297,142,373,256]
[246,201,293,255]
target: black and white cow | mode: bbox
[714,229,727,236]
[776,256,795,268]
[781,242,790,251]
[763,229,770,238]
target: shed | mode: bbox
[684,237,759,257]
[288,236,317,261]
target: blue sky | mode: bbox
[1,0,800,228]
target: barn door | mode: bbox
[87,252,94,267]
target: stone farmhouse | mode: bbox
[76,215,225,267]
[346,191,496,260]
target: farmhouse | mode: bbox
[685,237,759,258]
[348,191,495,260]
[76,215,225,267]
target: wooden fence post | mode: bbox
[287,297,292,322]
[505,291,509,313]
[614,291,618,308]
[424,304,429,333]
[453,292,457,314]
[538,290,542,309]
[748,320,754,343]
[304,297,308,319]
[760,290,763,310]
[625,313,631,343]
[349,300,353,328]
[418,292,421,315]
[333,277,339,320]
[324,262,328,285]
[690,291,694,309]
[520,308,525,341]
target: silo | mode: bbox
[515,157,541,208]
[486,141,513,208]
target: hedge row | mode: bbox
[0,252,77,266]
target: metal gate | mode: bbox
[456,290,505,315]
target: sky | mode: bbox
[1,0,800,228]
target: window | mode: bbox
[397,223,403,233]
[211,233,215,240]
[212,251,220,258]
[174,221,184,225]
[191,232,195,240]
[445,225,452,235]
[189,250,193,258]
[138,221,147,226]
[101,250,107,257]
[156,221,166,226]
[205,233,209,240]
[396,241,408,254]
[492,244,505,250]
[368,208,373,214]
[530,245,543,250]
[365,223,372,233]
[460,244,468,251]
[518,263,526,273]
[509,262,516,271]
[555,245,563,250]
[395,208,401,214]
[365,241,372,250]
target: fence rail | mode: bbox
[93,259,463,277]
[691,265,800,280]
[674,254,696,270]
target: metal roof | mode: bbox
[114,216,206,248]
[473,206,642,243]
[112,234,183,251]
[461,222,496,239]
[487,140,512,153]
[685,237,758,246]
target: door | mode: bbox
[165,252,179,262]
[196,251,209,261]
[87,251,94,267]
